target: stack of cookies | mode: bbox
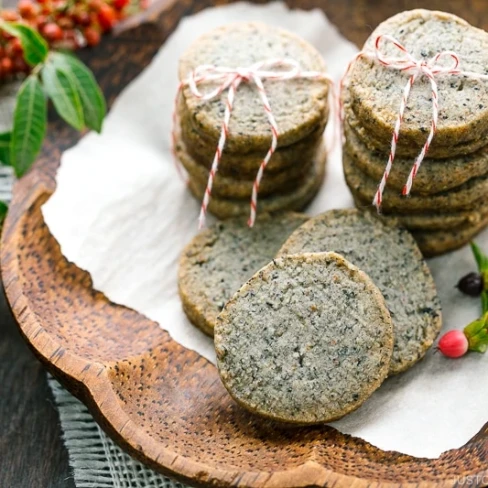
[342,9,488,256]
[174,22,330,219]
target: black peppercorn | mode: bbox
[457,272,484,296]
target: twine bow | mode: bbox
[172,58,332,228]
[341,34,488,210]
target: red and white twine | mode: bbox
[172,59,332,228]
[341,34,488,210]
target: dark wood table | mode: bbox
[2,1,488,486]
[0,281,75,487]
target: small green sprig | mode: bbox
[464,312,488,353]
[0,20,106,180]
[438,241,488,358]
[470,242,488,314]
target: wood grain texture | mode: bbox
[3,1,488,487]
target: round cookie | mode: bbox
[346,9,488,154]
[179,22,329,153]
[188,144,327,219]
[175,135,315,199]
[352,194,488,230]
[343,151,488,213]
[412,214,488,256]
[178,212,309,336]
[215,252,393,424]
[344,120,488,195]
[345,98,487,159]
[277,209,442,375]
[179,98,325,177]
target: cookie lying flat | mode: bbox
[347,9,488,153]
[179,96,325,177]
[412,214,488,256]
[188,144,326,219]
[215,252,393,424]
[178,212,308,336]
[345,97,487,159]
[175,135,314,199]
[277,209,442,375]
[179,22,329,152]
[352,194,488,231]
[344,152,488,213]
[344,120,488,195]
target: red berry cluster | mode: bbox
[0,0,148,80]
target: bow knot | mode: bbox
[235,67,252,81]
[374,35,460,78]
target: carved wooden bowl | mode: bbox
[2,1,488,486]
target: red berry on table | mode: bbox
[1,9,20,21]
[438,330,469,358]
[18,0,38,18]
[6,38,24,57]
[57,16,75,30]
[42,23,64,42]
[1,57,13,75]
[73,10,91,27]
[88,0,103,11]
[84,27,101,47]
[39,3,54,15]
[113,0,130,9]
[98,4,117,31]
[34,15,48,30]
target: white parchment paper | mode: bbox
[42,2,488,459]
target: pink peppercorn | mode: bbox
[438,330,469,358]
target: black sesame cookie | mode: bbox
[215,252,393,424]
[179,99,325,177]
[178,212,309,336]
[175,134,314,199]
[345,97,487,159]
[344,121,488,195]
[344,151,488,213]
[188,144,327,219]
[179,22,329,153]
[346,10,488,154]
[352,194,488,231]
[277,209,442,375]
[412,214,488,256]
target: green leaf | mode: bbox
[50,52,106,133]
[42,61,84,131]
[470,241,488,272]
[464,312,488,353]
[0,22,48,66]
[0,132,12,166]
[10,75,47,178]
[482,291,488,315]
[0,201,8,225]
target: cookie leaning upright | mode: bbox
[341,10,488,256]
[215,252,394,424]
[174,22,330,222]
[277,209,442,375]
